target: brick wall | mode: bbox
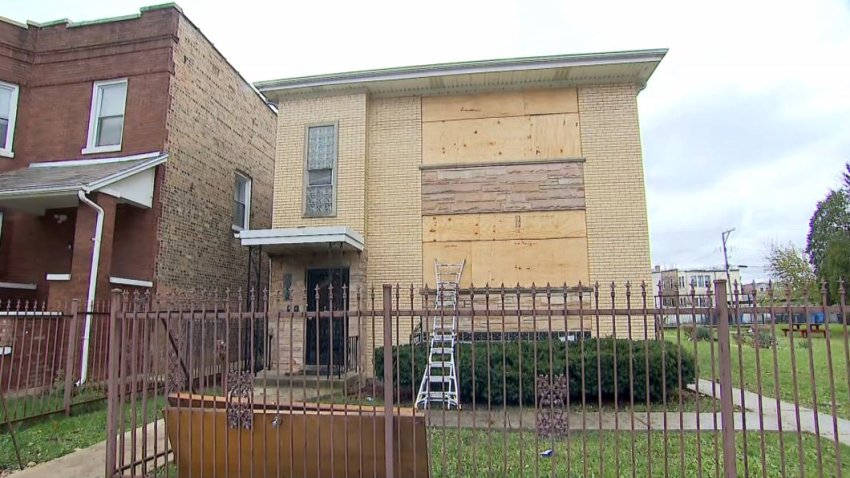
[421,160,584,215]
[272,93,368,235]
[579,84,652,335]
[156,14,276,293]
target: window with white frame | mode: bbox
[83,79,127,154]
[0,81,19,158]
[304,124,337,217]
[233,173,251,230]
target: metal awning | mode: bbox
[238,226,365,254]
[0,151,167,214]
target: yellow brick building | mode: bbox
[241,50,665,373]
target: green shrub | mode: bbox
[374,338,695,406]
[687,326,714,342]
[752,330,777,349]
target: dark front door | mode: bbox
[305,268,349,374]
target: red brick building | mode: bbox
[0,4,276,307]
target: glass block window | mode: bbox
[305,124,337,216]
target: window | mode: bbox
[0,81,19,158]
[304,124,337,217]
[233,173,251,230]
[82,79,127,154]
[678,276,685,288]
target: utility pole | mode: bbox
[722,228,735,323]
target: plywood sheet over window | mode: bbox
[422,237,589,288]
[422,88,578,122]
[422,210,589,287]
[422,113,581,166]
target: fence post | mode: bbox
[105,289,123,478]
[383,284,395,478]
[63,299,80,416]
[714,279,738,477]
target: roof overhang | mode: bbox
[0,152,166,214]
[238,226,365,255]
[255,49,667,101]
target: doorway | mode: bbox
[305,267,349,375]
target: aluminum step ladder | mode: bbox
[415,259,464,409]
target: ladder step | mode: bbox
[423,391,457,399]
[428,362,453,369]
[430,347,454,355]
[431,335,454,343]
[427,375,453,384]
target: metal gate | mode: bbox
[105,280,850,477]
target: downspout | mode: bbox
[76,190,104,386]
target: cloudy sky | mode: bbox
[7,0,850,281]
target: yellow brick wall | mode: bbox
[579,84,653,336]
[272,93,367,235]
[364,96,423,370]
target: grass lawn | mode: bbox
[664,325,850,419]
[429,429,850,477]
[0,395,163,471]
[1,386,106,423]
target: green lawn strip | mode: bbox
[429,429,850,478]
[1,386,106,423]
[0,395,164,471]
[312,390,727,413]
[665,329,850,420]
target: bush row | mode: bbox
[374,338,695,406]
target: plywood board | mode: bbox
[530,114,582,158]
[422,237,589,287]
[422,113,581,166]
[423,211,587,243]
[422,91,525,122]
[422,88,578,122]
[523,88,579,115]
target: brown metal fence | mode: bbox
[104,280,850,477]
[0,298,111,426]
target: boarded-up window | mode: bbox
[304,124,336,216]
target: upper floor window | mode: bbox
[0,81,19,158]
[233,173,252,231]
[304,124,337,217]
[82,79,127,154]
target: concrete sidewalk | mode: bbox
[689,379,850,445]
[7,420,166,478]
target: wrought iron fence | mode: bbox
[0,298,110,426]
[103,280,850,477]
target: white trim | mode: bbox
[46,273,71,281]
[238,226,365,251]
[0,80,19,158]
[82,78,127,155]
[81,144,122,155]
[109,277,153,288]
[29,151,162,168]
[233,172,252,230]
[0,281,37,290]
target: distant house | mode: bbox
[0,4,276,309]
[652,266,744,324]
[243,50,665,373]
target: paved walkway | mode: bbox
[8,420,166,478]
[689,379,850,445]
[8,380,850,476]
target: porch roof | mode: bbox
[0,152,166,214]
[237,226,365,254]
